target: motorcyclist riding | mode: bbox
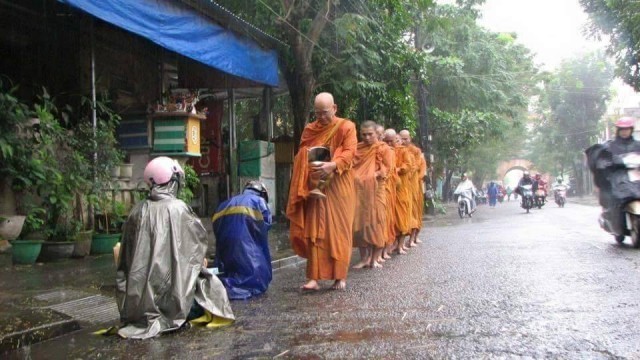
[553,178,569,205]
[534,173,547,196]
[454,173,478,214]
[516,171,534,193]
[586,116,640,239]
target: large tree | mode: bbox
[528,52,613,194]
[417,4,537,198]
[580,0,640,90]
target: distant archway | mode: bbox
[496,159,535,180]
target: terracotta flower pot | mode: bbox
[72,230,93,258]
[120,163,133,180]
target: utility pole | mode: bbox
[414,16,431,194]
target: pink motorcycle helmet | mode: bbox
[143,156,184,186]
[615,116,635,129]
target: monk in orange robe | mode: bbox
[416,152,427,240]
[381,128,398,260]
[352,121,387,268]
[400,130,425,247]
[287,92,357,291]
[394,132,414,254]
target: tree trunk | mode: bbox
[283,66,314,152]
[279,0,334,148]
[443,169,454,203]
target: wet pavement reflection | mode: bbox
[5,198,640,359]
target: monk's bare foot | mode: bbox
[352,261,370,269]
[407,242,417,248]
[377,256,386,263]
[301,280,320,291]
[415,239,423,244]
[397,248,407,255]
[371,261,383,268]
[331,280,346,290]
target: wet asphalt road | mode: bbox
[10,199,640,359]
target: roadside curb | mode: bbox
[1,255,305,353]
[272,255,305,271]
[0,309,80,353]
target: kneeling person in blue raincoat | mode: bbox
[213,181,272,299]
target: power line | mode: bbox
[255,0,339,61]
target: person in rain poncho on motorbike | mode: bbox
[552,178,569,203]
[454,173,478,212]
[116,156,234,339]
[212,180,273,300]
[585,117,640,237]
[516,171,535,193]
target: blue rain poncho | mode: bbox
[212,189,272,300]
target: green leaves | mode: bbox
[581,0,640,90]
[528,52,613,185]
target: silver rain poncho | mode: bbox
[116,181,234,339]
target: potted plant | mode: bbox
[0,82,59,264]
[92,199,126,254]
[69,93,124,255]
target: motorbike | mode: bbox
[596,152,640,248]
[553,186,567,208]
[454,186,475,218]
[519,184,534,213]
[534,189,546,209]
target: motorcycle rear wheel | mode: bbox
[614,234,625,244]
[631,215,640,248]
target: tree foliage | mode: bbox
[528,52,613,193]
[580,0,640,90]
[419,4,536,190]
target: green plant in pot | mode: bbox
[178,163,200,205]
[71,94,124,254]
[0,83,63,264]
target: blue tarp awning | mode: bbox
[59,0,279,87]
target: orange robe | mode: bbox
[380,143,397,246]
[352,141,387,249]
[287,117,357,280]
[417,153,427,229]
[408,144,423,230]
[394,145,413,236]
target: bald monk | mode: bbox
[381,128,398,260]
[394,131,414,254]
[352,121,387,269]
[287,92,357,291]
[416,151,427,243]
[399,130,423,247]
[374,124,394,262]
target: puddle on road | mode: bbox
[293,328,407,345]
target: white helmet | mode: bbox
[143,156,184,186]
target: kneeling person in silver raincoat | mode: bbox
[116,156,234,339]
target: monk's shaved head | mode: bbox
[384,129,396,139]
[399,129,411,146]
[315,92,335,106]
[360,121,377,145]
[361,120,377,130]
[314,92,337,125]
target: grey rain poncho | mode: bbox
[116,181,234,339]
